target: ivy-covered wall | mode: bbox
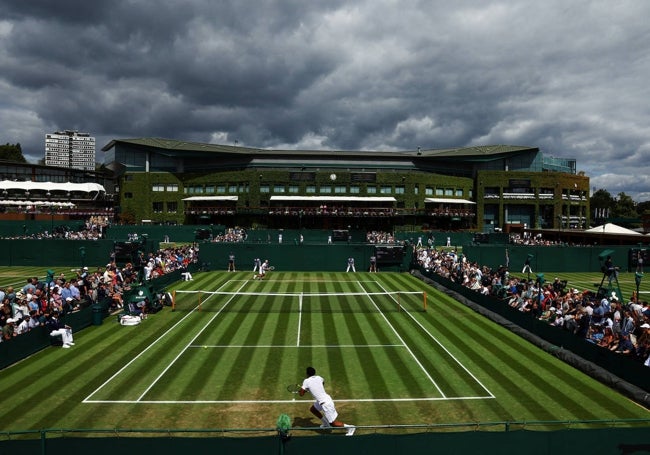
[476,170,590,231]
[117,170,475,226]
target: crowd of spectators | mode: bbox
[1,216,109,240]
[415,247,650,367]
[139,244,199,280]
[509,232,589,247]
[366,231,398,244]
[211,227,247,243]
[0,243,199,345]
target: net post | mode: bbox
[423,292,427,311]
[172,290,176,312]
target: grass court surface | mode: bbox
[1,269,648,435]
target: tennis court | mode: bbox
[83,274,493,404]
[3,269,649,435]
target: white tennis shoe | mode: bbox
[345,425,356,436]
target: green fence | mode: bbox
[196,243,411,273]
[1,425,649,455]
[0,220,86,237]
[0,239,113,267]
[462,244,635,272]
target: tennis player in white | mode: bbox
[299,366,355,436]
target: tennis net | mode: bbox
[171,290,427,313]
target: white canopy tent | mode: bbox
[585,223,642,236]
[424,197,476,205]
[0,180,105,193]
[182,196,238,201]
[270,196,396,202]
[0,200,75,207]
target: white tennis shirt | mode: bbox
[302,375,330,403]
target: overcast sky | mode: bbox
[1,1,649,200]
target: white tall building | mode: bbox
[45,130,96,171]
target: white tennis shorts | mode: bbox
[313,398,338,423]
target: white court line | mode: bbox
[373,280,495,399]
[85,278,491,404]
[211,279,381,283]
[135,281,250,401]
[83,280,237,403]
[296,292,302,347]
[357,280,446,398]
[86,396,491,404]
[190,344,405,348]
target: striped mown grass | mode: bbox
[0,270,648,435]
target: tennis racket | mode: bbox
[286,383,301,394]
[268,266,275,271]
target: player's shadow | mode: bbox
[291,417,329,434]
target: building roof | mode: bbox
[102,137,537,158]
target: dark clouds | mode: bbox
[1,0,649,200]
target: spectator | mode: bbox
[2,317,16,341]
[612,332,634,355]
[15,315,31,335]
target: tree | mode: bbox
[636,200,650,216]
[0,143,27,163]
[590,188,614,220]
[611,192,637,219]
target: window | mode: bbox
[124,192,133,199]
[380,186,392,194]
[435,188,444,196]
[306,185,316,193]
[288,185,299,194]
[205,185,215,194]
[367,186,377,194]
[350,186,360,194]
[334,185,346,194]
[152,202,164,213]
[395,186,405,194]
[455,189,463,197]
[229,185,237,193]
[414,186,419,195]
[216,185,226,194]
[260,184,270,193]
[444,188,453,196]
[152,184,165,192]
[167,201,177,213]
[274,185,285,193]
[320,185,332,194]
[425,187,433,196]
[166,184,178,192]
